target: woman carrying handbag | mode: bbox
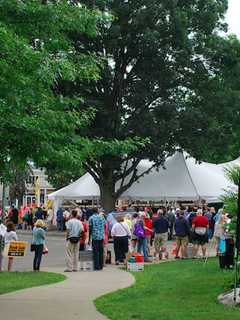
[31,219,46,271]
[111,215,131,265]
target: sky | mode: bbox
[226,0,240,38]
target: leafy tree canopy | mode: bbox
[49,0,240,210]
[2,1,240,212]
[0,0,100,181]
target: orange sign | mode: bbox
[7,241,28,257]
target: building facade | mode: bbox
[23,168,55,207]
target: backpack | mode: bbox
[133,223,145,238]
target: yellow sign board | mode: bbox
[4,241,28,257]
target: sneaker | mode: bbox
[175,256,180,259]
[64,269,72,272]
[72,270,78,272]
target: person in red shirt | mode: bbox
[79,217,88,251]
[144,213,153,256]
[192,209,209,258]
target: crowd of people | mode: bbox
[0,203,234,272]
[61,204,234,271]
[0,205,54,230]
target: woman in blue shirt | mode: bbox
[32,219,45,271]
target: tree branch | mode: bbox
[119,159,129,189]
[115,163,157,198]
[116,158,141,182]
[83,162,100,184]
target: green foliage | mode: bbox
[221,165,240,232]
[224,165,240,186]
[221,165,240,216]
[222,191,238,215]
[96,259,239,320]
[0,0,101,183]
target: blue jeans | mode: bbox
[208,229,214,240]
[137,237,148,259]
[33,244,44,271]
[92,240,104,270]
[57,220,64,231]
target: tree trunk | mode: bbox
[17,194,23,208]
[99,166,117,213]
[100,185,117,213]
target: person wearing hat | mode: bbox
[32,219,46,271]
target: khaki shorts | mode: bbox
[176,236,188,247]
[154,232,168,252]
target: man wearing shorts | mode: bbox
[153,210,169,260]
[192,209,209,258]
[175,210,190,259]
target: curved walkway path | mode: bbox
[0,266,134,320]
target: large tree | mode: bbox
[3,1,240,212]
[51,0,240,211]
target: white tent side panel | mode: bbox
[122,152,199,200]
[48,152,236,202]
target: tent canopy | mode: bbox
[48,173,100,201]
[48,152,234,202]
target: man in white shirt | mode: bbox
[111,215,131,265]
[65,210,83,272]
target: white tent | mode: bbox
[48,172,100,201]
[48,152,235,203]
[123,153,232,202]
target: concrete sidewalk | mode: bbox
[0,266,134,320]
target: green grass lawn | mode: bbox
[95,259,239,320]
[0,272,65,295]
